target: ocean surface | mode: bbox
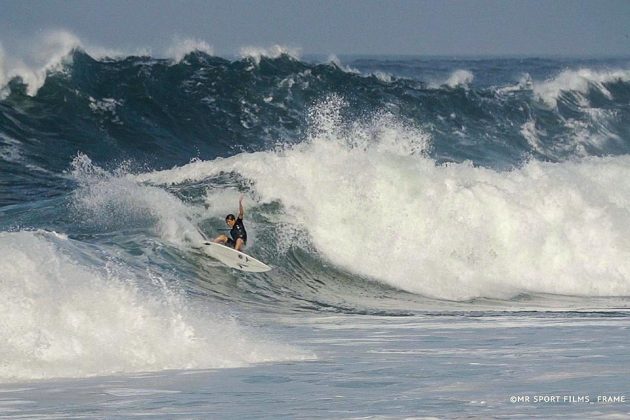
[1,45,630,418]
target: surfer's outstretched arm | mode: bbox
[238,195,244,219]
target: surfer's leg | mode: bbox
[234,238,245,251]
[214,234,228,244]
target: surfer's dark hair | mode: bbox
[225,214,236,221]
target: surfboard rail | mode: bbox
[199,241,272,272]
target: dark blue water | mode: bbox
[1,50,630,417]
[2,51,630,206]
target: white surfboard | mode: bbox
[199,241,272,272]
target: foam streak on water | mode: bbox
[1,313,629,418]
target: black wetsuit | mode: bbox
[226,217,247,248]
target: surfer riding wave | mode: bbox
[214,195,247,251]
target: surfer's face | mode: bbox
[226,219,236,227]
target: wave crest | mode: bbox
[166,37,214,63]
[533,68,630,108]
[239,45,302,64]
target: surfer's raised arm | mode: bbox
[213,195,247,251]
[238,195,244,219]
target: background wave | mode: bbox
[1,50,629,176]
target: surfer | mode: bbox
[213,195,247,251]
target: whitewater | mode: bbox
[1,39,630,417]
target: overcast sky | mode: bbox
[1,0,629,57]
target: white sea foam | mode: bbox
[325,54,360,74]
[88,97,124,124]
[3,30,80,96]
[88,97,122,113]
[520,99,622,158]
[166,37,214,63]
[0,43,7,99]
[428,69,474,89]
[0,133,23,164]
[427,69,474,89]
[496,73,533,95]
[0,30,131,96]
[533,68,630,108]
[0,133,52,173]
[445,69,474,88]
[326,54,342,67]
[373,71,393,83]
[70,153,205,247]
[239,45,301,65]
[0,230,311,382]
[138,99,630,301]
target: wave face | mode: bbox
[138,102,630,301]
[2,50,630,380]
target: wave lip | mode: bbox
[166,37,214,63]
[0,30,81,96]
[437,69,474,88]
[533,68,630,108]
[239,45,301,65]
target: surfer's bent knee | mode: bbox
[214,234,228,243]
